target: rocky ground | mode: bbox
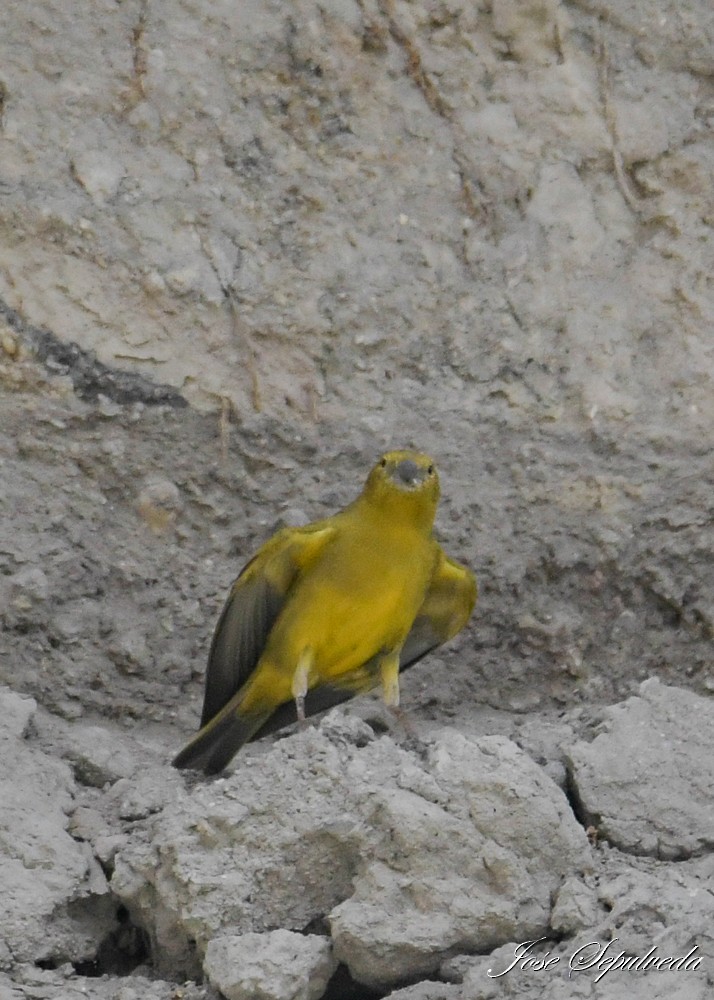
[1,0,713,998]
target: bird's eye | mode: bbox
[427,465,434,475]
[380,457,387,468]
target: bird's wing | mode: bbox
[198,521,337,728]
[173,520,336,772]
[249,549,477,741]
[400,550,477,665]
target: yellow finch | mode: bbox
[173,450,476,773]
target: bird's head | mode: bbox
[363,450,440,526]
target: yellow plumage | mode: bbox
[173,450,476,773]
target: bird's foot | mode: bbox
[388,703,414,736]
[388,705,430,757]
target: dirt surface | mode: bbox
[1,0,713,997]
[2,358,711,737]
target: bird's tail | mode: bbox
[172,697,271,774]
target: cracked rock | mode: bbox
[566,679,714,859]
[204,930,337,1000]
[0,690,117,967]
[550,875,602,935]
[0,967,215,999]
[111,718,590,990]
[456,851,714,1000]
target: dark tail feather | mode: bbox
[172,704,271,774]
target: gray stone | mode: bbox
[32,710,138,787]
[584,853,714,967]
[0,692,116,967]
[566,680,714,859]
[329,731,590,987]
[384,982,460,1000]
[551,876,602,935]
[111,722,589,988]
[0,688,36,738]
[462,957,710,1000]
[8,566,49,605]
[457,853,714,999]
[107,628,152,676]
[204,930,337,1000]
[0,966,215,999]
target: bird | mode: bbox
[173,450,476,774]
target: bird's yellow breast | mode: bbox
[248,508,438,706]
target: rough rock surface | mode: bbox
[110,720,590,986]
[0,968,215,1000]
[2,0,713,439]
[566,679,714,860]
[327,730,590,986]
[449,852,714,999]
[1,0,713,996]
[204,930,337,1000]
[0,690,116,969]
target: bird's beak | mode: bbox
[394,459,423,487]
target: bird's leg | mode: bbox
[379,650,400,709]
[379,650,417,738]
[292,650,312,724]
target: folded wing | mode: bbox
[172,522,335,771]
